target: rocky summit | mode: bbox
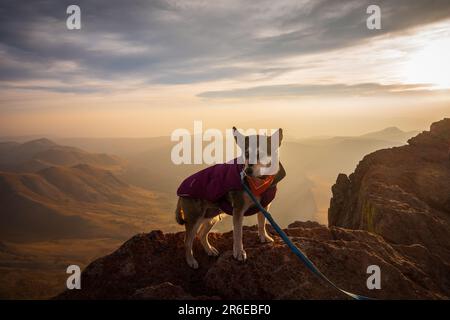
[57,220,449,300]
[329,118,450,261]
[58,119,450,300]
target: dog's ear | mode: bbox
[272,128,283,146]
[233,126,249,154]
[272,161,286,184]
[233,126,244,143]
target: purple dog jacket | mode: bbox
[177,160,277,216]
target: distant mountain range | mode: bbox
[297,126,419,144]
[0,138,125,173]
[1,126,420,228]
[360,126,419,141]
[0,139,176,243]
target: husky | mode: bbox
[175,127,286,269]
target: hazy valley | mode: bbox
[0,126,418,298]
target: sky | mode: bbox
[0,0,449,138]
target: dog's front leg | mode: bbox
[232,208,247,261]
[257,210,274,243]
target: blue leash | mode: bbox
[241,179,373,300]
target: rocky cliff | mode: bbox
[57,221,449,299]
[329,118,450,262]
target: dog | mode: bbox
[175,127,286,269]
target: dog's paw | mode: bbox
[187,258,199,269]
[233,249,247,262]
[259,234,274,243]
[206,246,219,256]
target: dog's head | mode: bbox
[232,126,283,178]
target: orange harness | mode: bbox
[246,175,275,197]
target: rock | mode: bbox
[329,118,450,261]
[131,282,193,300]
[56,221,449,300]
[288,220,322,229]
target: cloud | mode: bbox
[0,84,110,94]
[0,0,449,92]
[197,83,447,99]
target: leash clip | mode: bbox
[240,169,247,182]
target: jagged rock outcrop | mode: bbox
[329,118,450,261]
[57,221,450,300]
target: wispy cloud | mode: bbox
[1,0,450,93]
[197,83,447,99]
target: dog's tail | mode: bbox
[175,198,186,225]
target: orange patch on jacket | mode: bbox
[246,175,275,196]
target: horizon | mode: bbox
[0,122,425,141]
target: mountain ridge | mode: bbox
[329,118,450,260]
[0,138,125,173]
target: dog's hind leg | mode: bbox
[257,207,274,243]
[185,217,203,269]
[232,208,247,261]
[198,214,221,256]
